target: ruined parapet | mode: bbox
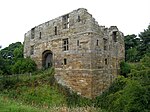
[24,8,125,98]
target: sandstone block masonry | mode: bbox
[24,8,125,98]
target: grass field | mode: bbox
[0,94,102,112]
[0,94,44,112]
[0,68,103,112]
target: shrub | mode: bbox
[12,58,37,74]
[93,76,127,109]
[120,61,131,77]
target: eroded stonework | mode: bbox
[24,8,125,98]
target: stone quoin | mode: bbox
[24,8,125,98]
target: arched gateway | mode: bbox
[42,50,53,68]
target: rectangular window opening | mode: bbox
[55,26,57,35]
[31,28,35,39]
[77,15,80,22]
[30,46,34,55]
[62,14,69,29]
[63,38,69,51]
[39,32,41,39]
[103,38,107,50]
[64,58,67,65]
[112,31,117,42]
[96,40,99,46]
[105,59,108,65]
[77,40,79,46]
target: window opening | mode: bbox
[48,63,50,67]
[63,38,69,51]
[77,40,79,46]
[105,59,108,65]
[55,26,57,35]
[77,15,80,22]
[112,31,117,42]
[31,28,35,39]
[96,40,99,46]
[64,58,67,65]
[103,38,107,50]
[39,32,41,39]
[30,46,34,55]
[62,14,69,29]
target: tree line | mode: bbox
[125,25,150,62]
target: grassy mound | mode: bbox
[0,68,66,107]
[0,68,101,112]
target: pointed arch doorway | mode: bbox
[42,50,53,69]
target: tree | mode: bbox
[0,42,23,74]
[13,44,23,60]
[0,42,22,59]
[125,24,150,62]
[126,47,138,62]
[0,55,5,74]
[138,24,150,58]
[12,58,37,74]
[124,34,140,50]
[140,53,150,68]
[120,61,131,77]
[124,34,141,62]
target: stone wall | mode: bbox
[24,8,125,98]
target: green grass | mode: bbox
[0,68,103,112]
[0,94,102,112]
[12,85,66,106]
[1,68,66,107]
[0,94,44,112]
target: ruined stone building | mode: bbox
[24,8,125,98]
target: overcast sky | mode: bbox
[0,0,150,48]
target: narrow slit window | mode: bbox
[64,58,67,65]
[105,59,108,65]
[39,32,41,39]
[55,26,57,35]
[77,40,79,46]
[96,40,99,46]
[77,15,80,22]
